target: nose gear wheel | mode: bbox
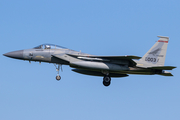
[56,75,61,81]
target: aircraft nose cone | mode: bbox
[3,50,24,59]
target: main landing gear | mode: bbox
[54,64,62,81]
[103,75,111,86]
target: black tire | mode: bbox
[103,75,111,82]
[56,75,61,81]
[103,81,111,86]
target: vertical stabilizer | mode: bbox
[137,36,169,67]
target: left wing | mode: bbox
[67,54,141,60]
[67,54,141,67]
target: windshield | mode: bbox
[34,44,67,49]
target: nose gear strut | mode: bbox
[54,64,62,81]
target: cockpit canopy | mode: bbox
[34,44,67,49]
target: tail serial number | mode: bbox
[145,57,159,62]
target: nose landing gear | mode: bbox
[54,64,62,81]
[56,75,61,80]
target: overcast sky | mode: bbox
[0,0,180,120]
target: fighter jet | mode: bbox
[3,36,176,86]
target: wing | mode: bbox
[67,54,141,67]
[67,54,141,59]
[91,55,141,60]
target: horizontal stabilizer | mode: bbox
[147,66,176,70]
[158,73,173,76]
[158,71,173,76]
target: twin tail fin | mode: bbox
[137,36,169,67]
